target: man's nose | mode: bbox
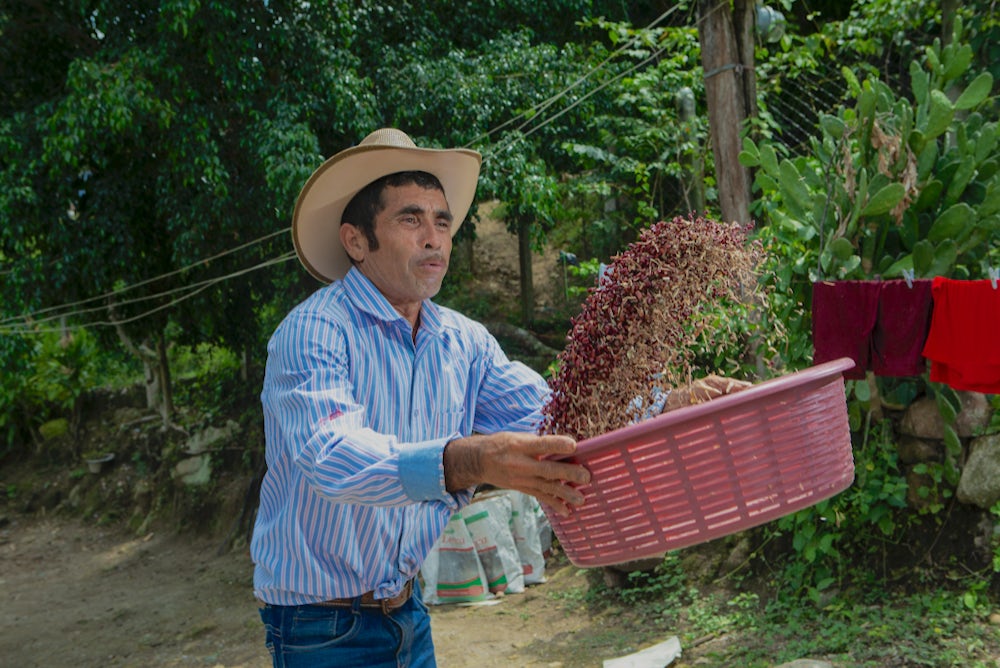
[421,221,446,247]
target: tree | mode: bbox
[697,0,754,226]
[0,0,374,422]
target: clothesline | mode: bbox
[812,276,1000,394]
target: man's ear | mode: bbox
[339,222,367,263]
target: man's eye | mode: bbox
[435,219,451,229]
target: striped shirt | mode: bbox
[251,267,550,605]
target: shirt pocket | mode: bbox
[430,407,467,437]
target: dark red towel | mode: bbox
[922,277,1000,393]
[871,279,933,377]
[812,281,881,379]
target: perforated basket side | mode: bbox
[547,359,855,567]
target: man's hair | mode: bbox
[341,171,446,252]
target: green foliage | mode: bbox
[573,553,694,625]
[770,419,910,601]
[0,0,370,415]
[561,19,710,254]
[745,20,997,290]
[0,328,112,457]
[170,342,243,420]
[740,585,999,666]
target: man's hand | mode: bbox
[663,374,752,411]
[443,433,591,516]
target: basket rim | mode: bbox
[552,357,855,460]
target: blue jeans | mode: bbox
[258,582,436,668]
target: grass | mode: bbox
[545,552,1000,667]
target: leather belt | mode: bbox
[313,579,414,614]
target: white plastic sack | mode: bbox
[506,490,550,585]
[421,512,492,605]
[464,494,524,594]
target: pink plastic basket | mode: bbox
[544,358,856,567]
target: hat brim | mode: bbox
[292,144,482,283]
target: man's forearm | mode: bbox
[442,436,486,492]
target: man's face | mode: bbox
[346,182,453,320]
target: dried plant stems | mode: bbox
[541,214,764,441]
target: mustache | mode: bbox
[416,253,447,264]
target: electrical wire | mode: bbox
[3,7,691,331]
[0,1,812,333]
[0,251,297,335]
[1,228,289,325]
[465,3,687,151]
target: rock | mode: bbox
[955,393,992,437]
[897,435,941,464]
[184,420,239,455]
[900,397,943,439]
[722,535,752,572]
[602,556,664,589]
[173,453,212,485]
[38,418,69,440]
[957,434,1000,509]
[900,393,992,439]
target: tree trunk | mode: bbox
[698,0,752,226]
[734,0,758,123]
[110,307,175,424]
[143,354,160,410]
[156,336,174,424]
[517,216,535,326]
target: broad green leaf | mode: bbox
[820,114,846,139]
[854,379,871,402]
[830,236,854,260]
[955,72,994,110]
[943,45,974,82]
[943,424,962,455]
[861,182,905,217]
[927,239,958,277]
[912,239,934,275]
[760,144,780,178]
[909,63,929,105]
[926,47,941,75]
[923,90,955,140]
[779,159,811,216]
[980,179,1000,217]
[974,124,998,164]
[738,150,759,167]
[928,203,974,243]
[841,255,861,274]
[913,180,943,213]
[916,140,938,181]
[841,66,860,96]
[858,85,876,124]
[757,172,779,194]
[883,255,913,277]
[937,393,958,423]
[944,161,976,206]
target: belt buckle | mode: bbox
[382,579,412,613]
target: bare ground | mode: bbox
[0,215,681,668]
[1,515,707,668]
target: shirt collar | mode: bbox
[342,267,444,336]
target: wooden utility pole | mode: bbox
[697,0,755,226]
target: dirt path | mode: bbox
[1,516,675,668]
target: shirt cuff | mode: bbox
[399,433,459,501]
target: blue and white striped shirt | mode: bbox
[251,267,550,605]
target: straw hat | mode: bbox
[291,128,482,283]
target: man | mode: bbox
[251,128,591,667]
